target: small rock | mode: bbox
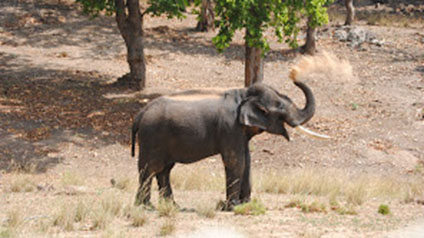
[347,27,367,47]
[334,29,348,41]
[366,32,377,42]
[55,186,91,196]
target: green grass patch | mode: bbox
[234,199,266,216]
[378,204,390,215]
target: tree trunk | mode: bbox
[244,41,264,87]
[388,0,397,12]
[196,0,214,32]
[302,17,316,55]
[344,0,355,25]
[115,0,146,90]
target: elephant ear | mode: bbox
[239,97,269,130]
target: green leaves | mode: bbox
[213,0,334,52]
[146,0,189,19]
[76,0,115,17]
[76,0,189,19]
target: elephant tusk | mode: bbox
[296,125,331,140]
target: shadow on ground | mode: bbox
[0,50,160,173]
[0,0,296,64]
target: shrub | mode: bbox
[378,204,390,215]
[234,199,266,216]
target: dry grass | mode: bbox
[5,207,24,230]
[111,176,132,191]
[100,192,123,217]
[60,171,84,186]
[52,203,76,231]
[171,165,224,191]
[91,208,111,230]
[328,7,424,28]
[329,197,357,215]
[195,202,217,219]
[159,219,176,236]
[75,200,90,223]
[300,201,327,214]
[157,199,179,218]
[0,228,16,238]
[359,12,424,28]
[49,191,128,232]
[286,197,327,214]
[255,167,424,205]
[9,175,36,193]
[1,167,422,237]
[128,206,147,227]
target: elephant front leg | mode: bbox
[239,148,251,203]
[221,151,245,211]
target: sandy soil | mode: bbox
[1,0,424,237]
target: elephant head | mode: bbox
[238,81,315,141]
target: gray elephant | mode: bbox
[131,77,315,210]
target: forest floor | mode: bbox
[1,0,424,237]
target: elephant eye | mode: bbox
[257,104,269,115]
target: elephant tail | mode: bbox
[131,110,145,158]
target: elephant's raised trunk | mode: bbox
[287,81,315,127]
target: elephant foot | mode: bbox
[134,197,154,210]
[240,197,251,204]
[158,198,179,210]
[216,199,241,211]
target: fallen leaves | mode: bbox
[1,70,141,144]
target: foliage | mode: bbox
[233,199,266,215]
[147,0,188,19]
[378,204,390,215]
[76,0,115,17]
[213,0,334,52]
[75,0,188,19]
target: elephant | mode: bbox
[131,77,315,210]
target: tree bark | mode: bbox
[115,0,146,90]
[302,17,316,55]
[244,41,264,87]
[344,0,355,25]
[196,0,214,32]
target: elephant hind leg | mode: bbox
[156,163,175,201]
[135,165,155,207]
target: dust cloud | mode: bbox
[290,51,355,83]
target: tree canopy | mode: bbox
[213,0,334,53]
[76,0,188,19]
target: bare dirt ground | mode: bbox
[1,0,424,237]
